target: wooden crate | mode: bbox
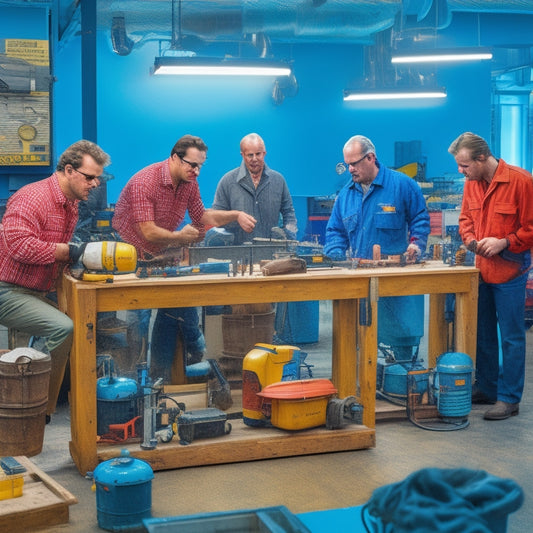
[0,456,77,532]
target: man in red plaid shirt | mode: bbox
[0,140,110,421]
[113,135,256,381]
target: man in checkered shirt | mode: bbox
[113,134,256,381]
[0,140,110,421]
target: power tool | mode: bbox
[69,241,137,281]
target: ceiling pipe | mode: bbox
[111,15,134,56]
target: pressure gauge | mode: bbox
[18,124,37,142]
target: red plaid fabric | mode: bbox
[0,175,78,291]
[112,159,205,255]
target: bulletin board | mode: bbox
[0,38,51,166]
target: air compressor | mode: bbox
[407,351,473,431]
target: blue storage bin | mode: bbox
[143,505,310,533]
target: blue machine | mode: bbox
[376,294,426,404]
[407,352,473,431]
[433,352,473,421]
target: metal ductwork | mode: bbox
[94,0,404,44]
[13,1,533,48]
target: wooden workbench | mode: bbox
[57,262,478,475]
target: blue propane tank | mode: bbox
[434,352,473,420]
[96,374,140,436]
[93,449,154,531]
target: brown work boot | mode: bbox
[483,401,519,420]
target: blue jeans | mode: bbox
[476,272,527,404]
[150,307,205,382]
[0,282,73,415]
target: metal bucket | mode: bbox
[0,349,51,457]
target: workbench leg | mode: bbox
[357,278,378,429]
[331,299,358,398]
[454,273,478,366]
[428,293,448,367]
[171,334,187,384]
[67,289,99,475]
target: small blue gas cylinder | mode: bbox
[435,352,473,419]
[93,449,154,531]
[96,374,140,436]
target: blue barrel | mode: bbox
[435,352,473,418]
[93,449,153,531]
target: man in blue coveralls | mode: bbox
[325,135,430,359]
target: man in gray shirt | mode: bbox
[212,133,297,243]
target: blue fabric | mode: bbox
[324,161,430,351]
[363,468,523,533]
[324,161,430,259]
[475,271,527,403]
[150,307,205,382]
[298,506,366,532]
[212,161,297,244]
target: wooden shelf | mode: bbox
[0,456,77,532]
[97,419,376,472]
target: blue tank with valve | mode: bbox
[433,352,473,420]
[96,356,141,436]
[93,449,153,531]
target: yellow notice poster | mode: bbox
[0,38,51,166]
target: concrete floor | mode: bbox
[1,305,532,532]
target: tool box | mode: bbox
[0,472,24,501]
[0,457,26,500]
[177,408,231,445]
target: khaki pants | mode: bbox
[0,282,73,416]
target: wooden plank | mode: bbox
[331,299,358,399]
[97,420,375,472]
[454,272,478,364]
[68,286,99,475]
[89,272,371,311]
[428,293,448,366]
[357,278,378,429]
[162,383,208,411]
[0,456,77,533]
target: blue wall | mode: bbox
[2,5,497,214]
[53,32,491,208]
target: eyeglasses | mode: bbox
[179,155,203,171]
[346,154,369,168]
[244,152,265,160]
[73,167,101,182]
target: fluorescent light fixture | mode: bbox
[344,88,447,101]
[153,56,292,76]
[391,48,493,64]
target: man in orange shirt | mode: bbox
[449,132,533,420]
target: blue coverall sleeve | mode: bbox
[324,198,349,259]
[405,179,430,253]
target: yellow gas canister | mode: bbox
[242,343,304,427]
